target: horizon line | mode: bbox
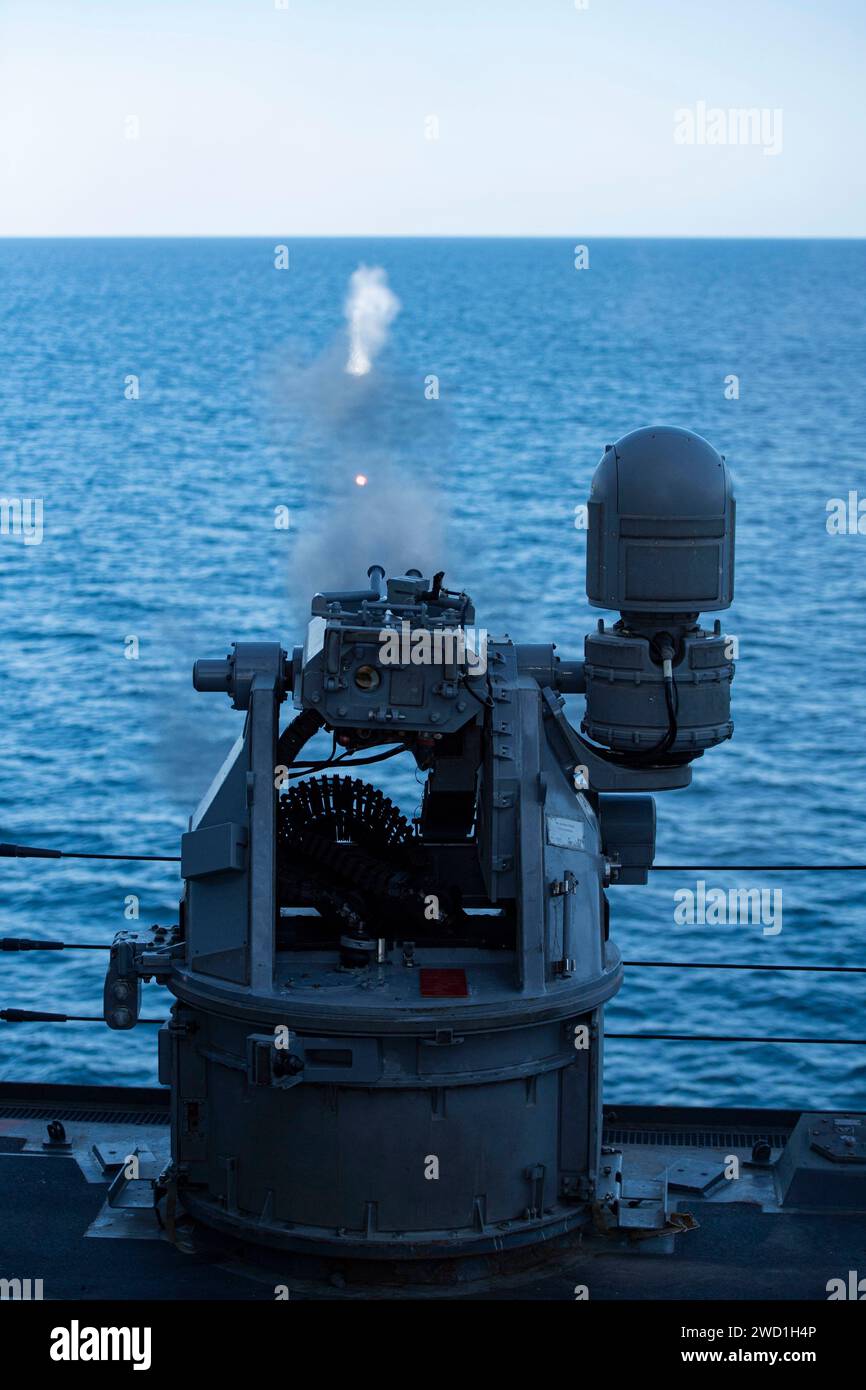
[1,232,865,242]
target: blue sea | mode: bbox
[2,237,866,1111]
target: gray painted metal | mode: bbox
[105,425,738,1259]
[776,1114,866,1208]
[586,424,735,615]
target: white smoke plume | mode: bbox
[344,265,401,376]
[266,265,460,616]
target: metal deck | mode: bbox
[2,1083,863,1301]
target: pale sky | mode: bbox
[1,0,864,237]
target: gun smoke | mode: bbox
[345,266,400,377]
[284,265,454,610]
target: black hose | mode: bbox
[578,639,683,768]
[277,708,325,768]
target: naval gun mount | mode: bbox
[108,425,736,1261]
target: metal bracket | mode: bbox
[246,1032,382,1087]
[103,1146,161,1209]
[103,927,182,1030]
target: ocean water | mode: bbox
[2,236,866,1111]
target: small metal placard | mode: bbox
[546,816,584,849]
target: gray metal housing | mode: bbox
[164,625,625,1257]
[586,425,735,614]
[108,425,736,1261]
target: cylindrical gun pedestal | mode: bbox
[164,953,621,1260]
